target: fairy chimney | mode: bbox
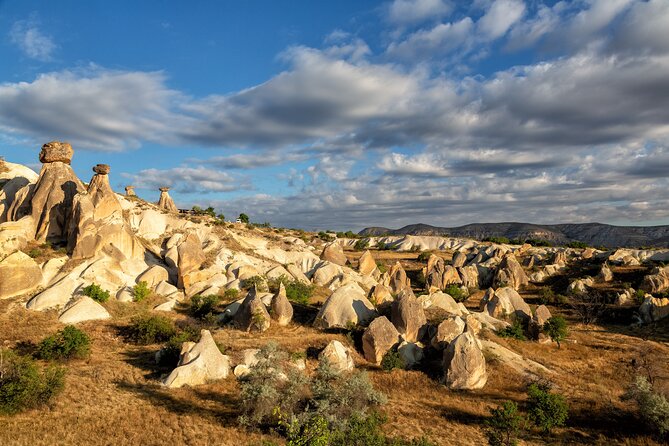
[125,186,136,196]
[157,187,178,212]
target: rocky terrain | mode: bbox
[360,222,669,248]
[0,143,668,445]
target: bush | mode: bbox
[27,248,42,258]
[0,349,65,415]
[623,375,669,437]
[269,276,314,305]
[353,239,370,251]
[380,349,405,372]
[525,239,552,247]
[126,314,176,344]
[189,294,221,319]
[239,213,250,224]
[242,275,268,292]
[566,241,589,249]
[223,288,239,301]
[157,330,199,367]
[444,284,467,302]
[36,326,90,360]
[497,319,526,341]
[82,283,110,303]
[483,236,510,244]
[526,382,568,433]
[417,251,432,262]
[376,261,387,274]
[543,316,568,348]
[133,281,151,302]
[486,401,525,446]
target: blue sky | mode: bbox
[1,0,669,230]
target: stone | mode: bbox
[358,250,377,276]
[125,186,136,196]
[463,313,482,335]
[533,305,552,326]
[39,141,74,164]
[58,297,111,324]
[26,276,83,310]
[451,251,467,267]
[458,265,479,289]
[163,330,231,388]
[321,242,347,266]
[234,287,271,332]
[93,164,110,175]
[568,277,594,294]
[157,187,178,212]
[397,341,424,368]
[362,316,400,364]
[391,293,427,342]
[639,296,669,323]
[431,316,466,350]
[137,265,170,288]
[314,282,377,329]
[388,261,411,294]
[319,340,354,372]
[598,263,614,282]
[0,251,43,299]
[116,286,134,302]
[485,287,532,321]
[370,284,393,305]
[270,282,293,326]
[418,291,464,315]
[493,254,529,290]
[640,266,669,294]
[177,232,206,289]
[443,332,487,390]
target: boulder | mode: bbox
[370,284,393,305]
[640,266,669,294]
[163,330,231,388]
[58,297,111,324]
[451,251,467,267]
[39,141,73,164]
[0,251,43,299]
[397,341,424,368]
[463,313,482,335]
[443,332,487,390]
[27,276,83,310]
[391,293,427,342]
[177,232,206,289]
[137,265,170,287]
[312,262,343,288]
[418,291,464,315]
[388,261,411,294]
[529,304,552,339]
[362,316,400,364]
[320,242,347,266]
[568,277,594,294]
[457,265,479,289]
[493,254,529,290]
[319,340,354,372]
[598,263,614,282]
[314,283,377,329]
[431,316,466,350]
[270,282,293,326]
[234,287,271,332]
[157,187,178,212]
[639,296,669,323]
[358,250,377,276]
[484,287,531,321]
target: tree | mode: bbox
[486,401,525,446]
[526,382,568,433]
[238,213,249,224]
[543,316,568,348]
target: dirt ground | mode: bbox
[1,250,668,446]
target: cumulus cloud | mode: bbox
[121,166,251,194]
[386,0,453,25]
[9,19,56,61]
[477,0,526,39]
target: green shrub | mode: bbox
[417,251,432,262]
[82,283,110,303]
[127,314,176,344]
[36,326,91,360]
[380,349,405,372]
[483,236,510,244]
[223,288,239,301]
[636,289,647,303]
[0,349,65,415]
[486,401,525,446]
[132,281,151,302]
[238,213,250,224]
[189,294,221,319]
[269,276,314,305]
[353,239,370,251]
[525,239,552,247]
[241,275,267,291]
[444,284,467,302]
[27,248,42,258]
[526,382,568,433]
[623,375,669,437]
[376,261,387,274]
[543,316,568,348]
[497,320,527,341]
[157,330,199,367]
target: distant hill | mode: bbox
[358,222,669,248]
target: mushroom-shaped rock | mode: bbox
[234,287,271,332]
[319,340,354,372]
[58,297,111,324]
[391,293,427,342]
[321,242,347,266]
[124,186,136,196]
[163,330,231,388]
[443,332,487,390]
[270,282,293,326]
[314,283,377,329]
[0,251,43,299]
[362,316,400,364]
[358,250,377,276]
[431,316,466,350]
[157,187,178,212]
[493,254,529,290]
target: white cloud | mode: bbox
[386,17,474,60]
[387,0,453,25]
[9,20,57,61]
[122,166,250,194]
[477,0,526,39]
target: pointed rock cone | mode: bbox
[124,185,136,196]
[358,250,377,276]
[234,286,271,332]
[163,330,231,388]
[157,187,178,212]
[270,282,293,326]
[8,141,85,243]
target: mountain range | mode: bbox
[358,222,669,248]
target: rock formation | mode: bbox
[0,251,43,299]
[163,330,231,388]
[431,316,465,350]
[358,250,377,276]
[443,332,487,390]
[58,296,111,324]
[321,242,347,266]
[493,254,529,290]
[319,340,354,372]
[391,292,427,342]
[124,186,136,197]
[234,287,271,332]
[314,282,377,329]
[157,187,178,212]
[270,282,293,326]
[362,316,400,364]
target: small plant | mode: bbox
[538,286,555,305]
[36,326,91,360]
[0,349,65,415]
[636,288,647,303]
[380,349,405,372]
[157,330,199,367]
[623,375,669,437]
[483,236,510,244]
[417,251,432,262]
[241,275,267,291]
[82,283,110,303]
[353,239,369,251]
[268,276,314,305]
[375,261,387,274]
[497,319,527,341]
[27,248,42,258]
[223,288,239,301]
[126,314,176,345]
[526,382,569,433]
[444,284,467,302]
[132,281,151,302]
[566,241,588,249]
[543,316,568,348]
[486,401,525,446]
[189,294,221,319]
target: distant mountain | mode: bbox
[358,222,669,248]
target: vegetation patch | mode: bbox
[36,326,91,361]
[126,314,176,345]
[132,281,151,302]
[82,283,110,303]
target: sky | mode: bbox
[1,0,669,231]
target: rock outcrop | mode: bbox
[493,254,529,290]
[358,250,377,276]
[639,296,669,323]
[321,242,347,266]
[443,332,487,390]
[640,266,669,294]
[431,316,466,350]
[482,287,531,321]
[163,330,231,388]
[391,293,427,342]
[314,283,377,329]
[157,187,178,212]
[270,282,293,326]
[58,297,111,324]
[234,287,271,332]
[362,316,400,364]
[319,340,354,372]
[0,251,43,299]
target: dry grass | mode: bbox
[1,285,669,445]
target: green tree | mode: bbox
[543,316,568,348]
[486,401,525,446]
[526,382,568,433]
[239,213,250,223]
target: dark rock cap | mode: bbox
[39,141,74,164]
[93,164,110,175]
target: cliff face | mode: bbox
[359,222,669,248]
